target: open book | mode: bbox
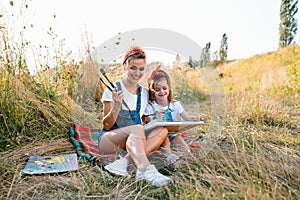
[144,119,204,133]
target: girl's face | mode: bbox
[153,79,170,102]
[124,58,146,83]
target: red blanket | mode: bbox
[69,124,114,161]
[69,124,226,161]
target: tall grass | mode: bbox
[1,91,299,199]
[218,45,300,95]
[0,1,299,199]
[1,77,299,199]
[0,27,81,150]
[168,66,209,103]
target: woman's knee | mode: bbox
[134,124,144,130]
[126,124,143,130]
[128,124,145,137]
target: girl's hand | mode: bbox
[142,115,152,125]
[199,116,204,121]
[155,111,165,120]
[191,116,204,121]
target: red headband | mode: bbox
[147,65,167,84]
[123,48,145,64]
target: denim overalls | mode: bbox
[150,102,176,139]
[100,82,141,135]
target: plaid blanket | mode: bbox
[69,124,226,162]
[69,124,115,161]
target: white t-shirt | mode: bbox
[144,101,185,121]
[101,81,149,116]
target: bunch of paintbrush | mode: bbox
[98,68,131,112]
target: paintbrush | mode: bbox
[144,108,174,117]
[98,68,132,112]
[100,68,115,90]
[97,74,113,91]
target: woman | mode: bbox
[98,46,171,187]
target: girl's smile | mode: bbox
[154,79,169,104]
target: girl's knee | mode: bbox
[159,127,168,137]
[148,127,168,141]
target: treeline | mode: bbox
[187,0,299,68]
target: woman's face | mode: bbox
[124,58,146,83]
[153,79,170,102]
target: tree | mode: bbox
[279,0,298,47]
[200,42,211,67]
[219,33,228,63]
[188,56,195,68]
[173,54,181,69]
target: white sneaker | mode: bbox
[136,164,172,187]
[166,154,180,168]
[104,157,129,176]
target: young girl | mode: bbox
[144,65,204,165]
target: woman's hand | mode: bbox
[112,88,124,107]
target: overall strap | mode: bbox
[116,82,141,111]
[167,102,170,110]
[166,102,175,113]
[165,102,173,122]
[136,85,141,112]
[149,102,156,113]
[116,81,122,91]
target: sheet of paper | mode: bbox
[144,120,204,133]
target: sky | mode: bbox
[3,0,300,71]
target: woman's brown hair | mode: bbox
[123,46,146,65]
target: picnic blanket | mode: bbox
[69,124,226,162]
[180,132,227,147]
[69,123,115,161]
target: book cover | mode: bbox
[23,153,78,174]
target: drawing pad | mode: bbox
[144,120,204,133]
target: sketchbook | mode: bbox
[144,120,204,133]
[23,153,78,174]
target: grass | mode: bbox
[0,3,300,197]
[1,46,300,199]
[218,45,300,94]
[1,108,299,199]
[1,55,299,200]
[0,73,299,199]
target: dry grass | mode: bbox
[1,15,300,197]
[1,130,299,199]
[218,45,300,93]
[0,87,299,199]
